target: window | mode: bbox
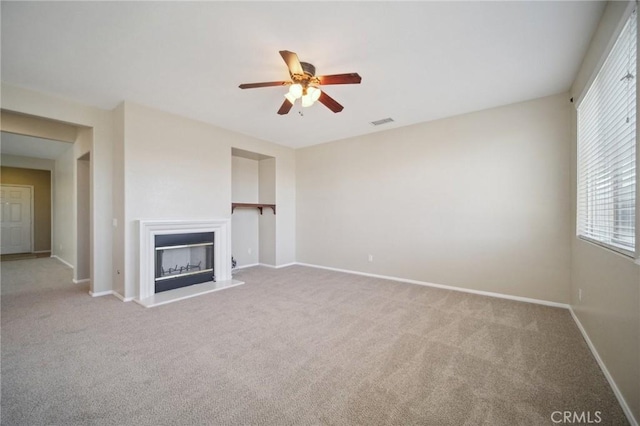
[577,9,637,256]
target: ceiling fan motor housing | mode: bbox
[293,62,320,90]
[300,62,316,77]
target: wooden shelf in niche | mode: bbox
[231,203,276,215]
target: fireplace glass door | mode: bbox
[155,232,214,293]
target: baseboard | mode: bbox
[112,291,134,302]
[88,289,133,302]
[258,263,275,268]
[295,262,570,309]
[73,278,90,284]
[51,255,73,270]
[569,307,638,426]
[89,290,112,297]
[237,262,297,270]
[274,262,296,269]
[235,263,260,270]
[32,250,51,254]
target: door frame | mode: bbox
[75,151,91,283]
[0,183,35,254]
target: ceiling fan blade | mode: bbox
[277,99,293,115]
[279,50,303,75]
[239,81,289,89]
[318,91,344,113]
[318,73,362,85]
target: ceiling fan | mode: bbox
[239,50,362,115]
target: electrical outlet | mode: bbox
[248,248,252,254]
[368,254,373,262]
[579,288,583,302]
[59,244,63,250]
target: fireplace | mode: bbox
[155,232,214,293]
[138,219,240,307]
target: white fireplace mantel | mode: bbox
[137,219,242,307]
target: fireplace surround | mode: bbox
[137,219,241,307]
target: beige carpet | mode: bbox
[0,258,628,425]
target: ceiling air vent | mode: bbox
[370,117,394,126]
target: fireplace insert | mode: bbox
[154,232,214,293]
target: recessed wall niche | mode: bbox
[231,148,276,268]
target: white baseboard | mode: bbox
[51,255,73,270]
[236,262,297,270]
[89,290,133,302]
[569,307,638,426]
[257,262,297,269]
[274,262,296,269]
[73,278,90,284]
[295,262,570,309]
[89,290,112,297]
[32,250,51,254]
[112,291,134,302]
[235,263,260,270]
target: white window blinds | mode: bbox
[577,9,637,256]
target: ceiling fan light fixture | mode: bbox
[301,93,315,108]
[289,83,303,99]
[308,86,321,102]
[284,92,297,104]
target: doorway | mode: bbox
[1,111,95,292]
[0,184,33,254]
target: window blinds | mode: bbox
[577,9,637,256]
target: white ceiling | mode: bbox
[1,132,73,160]
[1,1,605,149]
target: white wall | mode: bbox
[53,145,75,267]
[569,1,639,422]
[112,103,126,297]
[1,111,77,143]
[275,153,295,266]
[76,155,90,280]
[259,158,276,265]
[232,155,259,267]
[121,102,296,299]
[122,102,230,298]
[297,93,571,303]
[74,128,93,283]
[0,154,55,171]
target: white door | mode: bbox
[1,185,32,255]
